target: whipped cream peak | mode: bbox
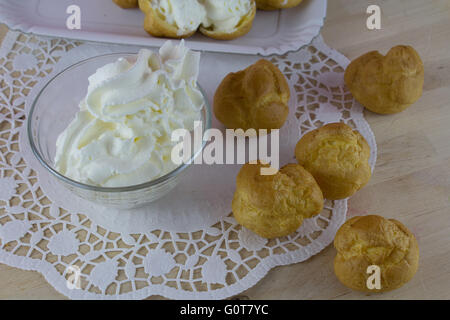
[55,41,203,187]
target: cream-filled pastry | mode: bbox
[199,0,256,40]
[138,0,256,40]
[55,41,203,187]
[139,0,206,38]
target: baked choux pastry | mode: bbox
[295,122,371,200]
[113,0,138,9]
[232,162,324,239]
[334,215,419,293]
[214,59,290,132]
[138,0,201,38]
[199,0,256,40]
[344,45,424,114]
[138,0,256,40]
[256,0,303,10]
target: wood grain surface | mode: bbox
[0,0,449,299]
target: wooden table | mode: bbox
[0,0,449,299]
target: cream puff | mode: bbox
[214,59,290,132]
[334,215,419,292]
[232,162,323,239]
[295,123,371,200]
[344,45,424,114]
[138,0,256,40]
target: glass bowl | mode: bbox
[28,53,211,209]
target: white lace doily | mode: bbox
[0,31,377,299]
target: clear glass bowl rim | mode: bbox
[27,52,212,193]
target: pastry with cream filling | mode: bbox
[138,0,256,40]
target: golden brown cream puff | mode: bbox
[295,122,371,200]
[138,0,256,40]
[334,215,419,292]
[232,162,324,239]
[138,0,199,38]
[199,1,256,40]
[344,45,424,114]
[214,59,290,132]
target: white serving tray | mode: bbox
[0,0,326,56]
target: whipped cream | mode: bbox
[55,41,203,187]
[152,0,252,35]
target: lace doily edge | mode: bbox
[0,200,346,300]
